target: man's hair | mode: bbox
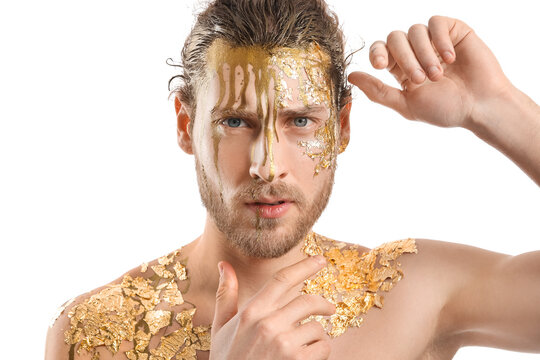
[169,0,351,118]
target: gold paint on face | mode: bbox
[205,39,338,179]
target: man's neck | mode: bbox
[187,215,311,308]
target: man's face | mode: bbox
[189,40,343,258]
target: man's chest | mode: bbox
[187,290,448,360]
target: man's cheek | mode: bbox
[297,119,338,176]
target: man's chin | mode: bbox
[223,224,310,259]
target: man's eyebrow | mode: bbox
[210,105,328,119]
[278,105,328,118]
[210,107,258,119]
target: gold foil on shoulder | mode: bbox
[159,254,175,266]
[152,264,175,279]
[64,247,211,360]
[141,262,149,273]
[301,233,417,337]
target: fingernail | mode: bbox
[442,51,454,63]
[314,255,326,265]
[427,65,440,78]
[412,69,426,84]
[374,55,385,67]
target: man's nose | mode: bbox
[249,128,288,182]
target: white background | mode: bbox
[1,0,539,358]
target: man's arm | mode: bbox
[348,15,540,351]
[348,16,540,186]
[468,86,540,186]
[408,239,540,353]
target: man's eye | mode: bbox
[223,118,245,128]
[293,117,310,127]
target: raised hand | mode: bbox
[210,256,335,360]
[349,16,513,129]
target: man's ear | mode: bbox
[338,102,352,153]
[175,97,194,154]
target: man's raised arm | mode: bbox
[348,15,540,352]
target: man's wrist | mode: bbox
[465,85,540,185]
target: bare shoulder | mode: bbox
[399,238,510,279]
[46,259,152,360]
[45,244,208,360]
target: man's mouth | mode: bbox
[253,200,286,205]
[246,198,293,219]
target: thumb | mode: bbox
[212,261,239,331]
[348,71,411,119]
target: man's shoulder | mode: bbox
[46,246,208,360]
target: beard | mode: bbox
[195,160,334,259]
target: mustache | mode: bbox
[234,181,306,205]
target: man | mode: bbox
[45,0,540,359]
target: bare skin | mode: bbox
[46,16,540,360]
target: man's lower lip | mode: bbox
[247,202,292,218]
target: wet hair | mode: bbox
[169,0,351,119]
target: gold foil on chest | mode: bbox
[63,235,416,358]
[301,233,417,337]
[64,248,211,360]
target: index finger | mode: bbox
[257,255,326,306]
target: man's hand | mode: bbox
[210,256,335,360]
[349,16,512,129]
[350,15,540,186]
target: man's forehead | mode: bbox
[204,39,335,111]
[205,39,331,77]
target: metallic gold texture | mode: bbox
[64,247,211,360]
[301,233,417,337]
[206,40,337,178]
[64,235,416,358]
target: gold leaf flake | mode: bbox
[145,310,172,335]
[135,329,152,352]
[173,262,187,280]
[125,350,137,360]
[176,308,197,330]
[150,329,190,359]
[159,254,175,266]
[152,264,174,279]
[163,281,184,306]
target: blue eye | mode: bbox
[224,118,244,128]
[293,117,309,127]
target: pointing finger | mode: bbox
[386,30,426,85]
[257,255,326,306]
